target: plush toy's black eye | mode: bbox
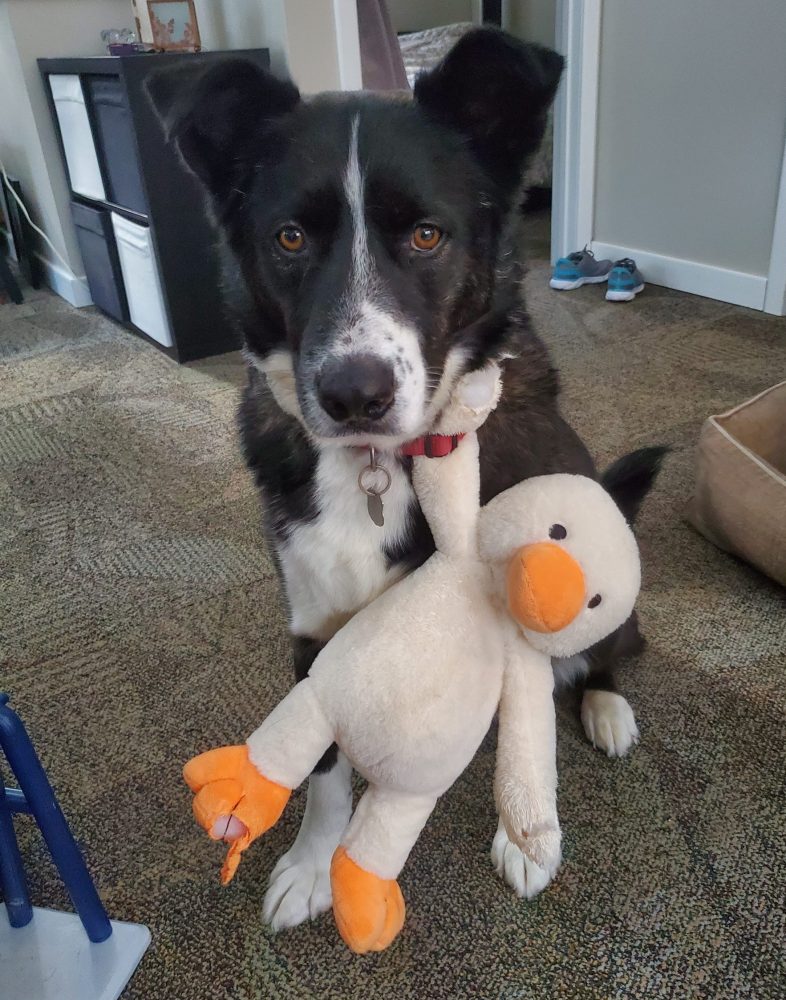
[588,594,602,609]
[549,524,567,540]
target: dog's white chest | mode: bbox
[278,449,415,639]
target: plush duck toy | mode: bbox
[183,366,641,953]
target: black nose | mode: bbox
[317,355,395,423]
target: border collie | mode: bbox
[149,29,664,928]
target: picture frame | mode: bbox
[144,0,201,52]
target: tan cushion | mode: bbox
[685,380,786,586]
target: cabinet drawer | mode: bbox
[111,214,172,347]
[84,76,148,216]
[49,74,105,201]
[71,201,128,322]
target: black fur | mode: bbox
[601,446,670,525]
[414,31,564,196]
[147,30,664,771]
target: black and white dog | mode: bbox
[150,29,664,928]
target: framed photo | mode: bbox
[145,0,201,51]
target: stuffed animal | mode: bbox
[183,367,641,953]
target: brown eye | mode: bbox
[277,226,305,253]
[411,223,442,252]
[588,594,602,609]
[549,524,567,540]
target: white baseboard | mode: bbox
[35,253,92,308]
[591,243,767,310]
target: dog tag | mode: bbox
[367,491,385,527]
[358,447,391,529]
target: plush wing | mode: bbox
[412,364,502,557]
[494,627,561,875]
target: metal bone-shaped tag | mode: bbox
[366,491,385,527]
[358,447,391,528]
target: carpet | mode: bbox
[2,229,785,999]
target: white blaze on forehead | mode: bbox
[343,114,372,297]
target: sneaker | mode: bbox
[549,248,613,290]
[605,258,645,301]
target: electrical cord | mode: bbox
[0,156,85,286]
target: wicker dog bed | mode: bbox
[686,381,786,585]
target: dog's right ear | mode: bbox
[414,29,563,197]
[146,59,300,205]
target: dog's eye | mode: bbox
[549,524,567,540]
[276,226,306,253]
[411,224,442,252]
[588,594,602,609]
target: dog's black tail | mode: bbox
[601,446,669,525]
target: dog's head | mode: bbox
[148,30,563,447]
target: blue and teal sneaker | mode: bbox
[605,258,645,302]
[549,248,613,290]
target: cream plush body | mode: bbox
[184,368,641,952]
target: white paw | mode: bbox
[262,847,333,930]
[491,821,555,900]
[581,689,640,757]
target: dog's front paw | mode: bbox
[263,846,333,931]
[581,690,639,757]
[491,820,554,900]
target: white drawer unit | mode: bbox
[110,213,173,347]
[48,74,105,202]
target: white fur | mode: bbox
[332,116,428,440]
[581,689,640,757]
[325,300,427,442]
[262,754,352,930]
[278,447,414,640]
[491,819,554,900]
[344,115,372,300]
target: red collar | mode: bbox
[400,433,465,458]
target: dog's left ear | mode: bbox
[414,28,564,196]
[146,60,300,210]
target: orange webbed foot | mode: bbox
[330,846,405,953]
[183,745,290,884]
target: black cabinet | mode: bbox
[40,50,269,363]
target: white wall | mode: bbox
[195,0,350,91]
[505,0,555,50]
[593,0,786,278]
[0,0,133,302]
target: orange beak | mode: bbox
[506,542,586,633]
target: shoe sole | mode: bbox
[549,274,610,290]
[606,284,645,302]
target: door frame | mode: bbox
[332,0,363,89]
[551,0,601,264]
[764,137,786,315]
[550,0,786,315]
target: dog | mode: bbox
[148,28,664,928]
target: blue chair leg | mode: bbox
[0,773,33,928]
[0,696,112,943]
